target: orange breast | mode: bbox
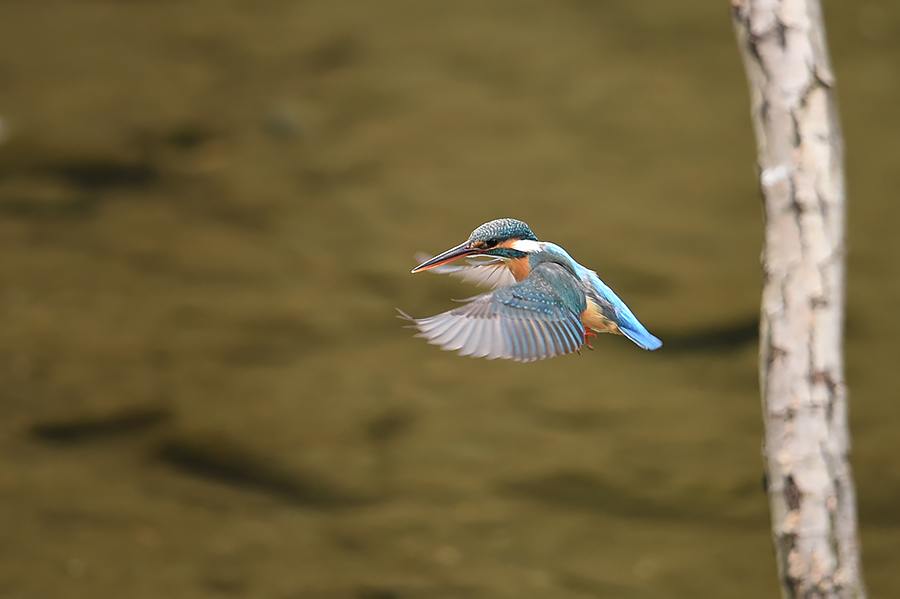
[581,298,623,335]
[506,257,532,282]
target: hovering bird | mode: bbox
[400,218,661,362]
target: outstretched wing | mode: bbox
[413,252,516,289]
[402,263,586,362]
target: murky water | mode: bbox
[0,1,898,597]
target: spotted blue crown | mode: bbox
[468,218,538,243]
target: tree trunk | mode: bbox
[731,1,865,598]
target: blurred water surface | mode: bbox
[0,1,898,597]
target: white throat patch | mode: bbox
[510,239,542,253]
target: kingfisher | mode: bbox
[400,218,662,362]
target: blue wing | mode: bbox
[402,263,586,362]
[413,252,516,289]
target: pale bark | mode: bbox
[731,1,865,598]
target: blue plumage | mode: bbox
[405,219,662,361]
[469,218,538,244]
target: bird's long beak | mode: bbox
[411,241,480,273]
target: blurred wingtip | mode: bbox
[395,308,416,324]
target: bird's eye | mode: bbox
[483,238,499,248]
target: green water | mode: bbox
[0,1,897,597]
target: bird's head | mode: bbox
[412,218,541,273]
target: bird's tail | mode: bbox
[619,323,663,351]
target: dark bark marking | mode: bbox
[785,475,802,510]
[810,296,829,309]
[810,370,837,395]
[790,110,803,148]
[775,19,788,49]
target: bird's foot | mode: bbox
[584,329,597,351]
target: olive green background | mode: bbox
[1,1,897,598]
